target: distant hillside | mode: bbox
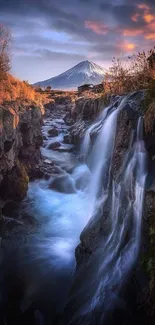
[34,60,107,90]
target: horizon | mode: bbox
[1,0,155,83]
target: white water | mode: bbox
[65,104,147,324]
[18,98,147,321]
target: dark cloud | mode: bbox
[0,0,155,82]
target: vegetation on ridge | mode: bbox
[0,25,43,105]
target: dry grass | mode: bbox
[104,49,155,96]
[0,74,42,105]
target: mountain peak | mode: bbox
[34,60,107,90]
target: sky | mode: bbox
[0,0,155,83]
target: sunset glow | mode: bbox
[118,42,136,52]
[126,43,136,50]
[145,33,155,40]
[1,0,155,82]
[85,21,109,35]
[131,13,141,22]
[143,14,155,23]
[137,4,150,11]
[122,29,143,37]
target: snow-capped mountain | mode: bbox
[34,60,107,90]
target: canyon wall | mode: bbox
[0,101,44,216]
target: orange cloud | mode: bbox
[144,14,155,23]
[148,21,155,30]
[131,3,155,23]
[131,13,140,22]
[130,3,155,43]
[137,4,150,11]
[123,28,143,36]
[126,43,136,50]
[145,33,155,40]
[85,20,109,35]
[118,42,136,52]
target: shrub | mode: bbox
[105,48,155,96]
[0,24,11,81]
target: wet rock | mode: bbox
[29,164,44,180]
[0,160,29,201]
[48,142,61,150]
[112,105,140,178]
[49,174,76,194]
[64,112,75,126]
[54,95,73,105]
[2,200,19,217]
[44,100,55,113]
[48,128,59,137]
[53,146,74,153]
[63,134,72,144]
[4,139,15,152]
[69,117,87,145]
[51,165,64,175]
[43,159,53,164]
[71,96,105,120]
[78,154,86,163]
[136,189,155,323]
[19,106,43,168]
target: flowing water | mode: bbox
[3,97,147,324]
[66,113,147,325]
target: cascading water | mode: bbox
[9,95,147,324]
[63,100,147,325]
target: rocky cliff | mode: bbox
[63,95,108,146]
[0,100,44,216]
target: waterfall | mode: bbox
[66,99,147,325]
[18,95,147,323]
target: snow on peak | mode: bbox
[34,60,107,90]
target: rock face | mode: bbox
[71,96,106,120]
[112,104,140,178]
[0,101,44,214]
[19,105,43,167]
[67,92,143,147]
[64,96,107,146]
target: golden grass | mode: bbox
[0,74,42,105]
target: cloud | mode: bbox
[145,33,155,40]
[118,42,137,52]
[122,28,144,36]
[1,0,155,82]
[85,21,109,35]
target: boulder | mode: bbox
[53,146,74,153]
[48,128,59,137]
[49,174,76,194]
[48,142,61,150]
[63,134,72,144]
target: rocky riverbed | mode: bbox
[0,97,90,324]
